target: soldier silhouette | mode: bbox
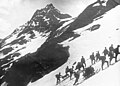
[81,56,86,67]
[55,72,62,85]
[103,47,109,56]
[90,52,95,65]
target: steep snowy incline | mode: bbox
[61,5,120,63]
[28,5,120,86]
[56,57,120,86]
[78,60,120,86]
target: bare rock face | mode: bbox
[2,44,69,86]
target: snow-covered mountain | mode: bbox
[0,3,72,86]
[28,4,120,86]
[0,0,120,86]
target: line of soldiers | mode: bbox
[90,44,120,69]
[55,65,74,85]
[55,44,120,85]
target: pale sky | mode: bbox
[0,0,97,38]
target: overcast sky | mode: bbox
[0,0,97,38]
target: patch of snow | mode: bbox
[43,16,50,21]
[33,30,41,37]
[43,16,50,25]
[60,18,75,22]
[54,18,74,38]
[57,18,74,31]
[18,36,47,58]
[4,34,17,45]
[31,21,36,26]
[1,82,8,86]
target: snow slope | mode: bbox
[28,5,120,86]
[78,60,120,86]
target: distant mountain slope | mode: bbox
[68,0,119,31]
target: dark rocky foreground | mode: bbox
[1,43,70,86]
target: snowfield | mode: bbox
[28,5,120,86]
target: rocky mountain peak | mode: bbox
[45,3,55,9]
